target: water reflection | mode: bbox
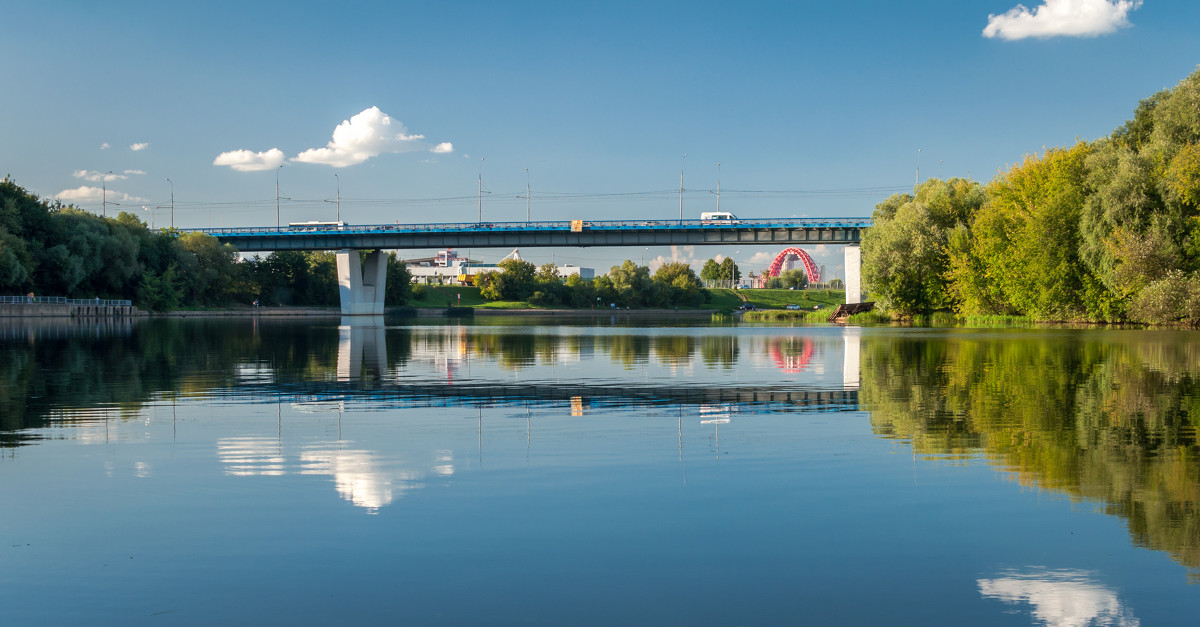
[859,330,1200,580]
[5,319,1200,583]
[979,569,1139,626]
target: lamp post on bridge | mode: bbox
[165,178,174,228]
[276,164,283,227]
[679,154,686,223]
[335,173,341,223]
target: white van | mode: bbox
[700,211,737,222]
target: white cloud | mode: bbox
[130,142,150,151]
[56,186,147,204]
[124,169,146,176]
[73,169,126,182]
[983,0,1141,40]
[100,142,110,150]
[293,106,450,167]
[213,148,286,172]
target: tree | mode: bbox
[861,194,950,315]
[653,261,703,306]
[718,257,740,283]
[608,260,656,307]
[778,268,807,289]
[385,253,413,306]
[700,259,721,282]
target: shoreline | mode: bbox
[137,306,723,318]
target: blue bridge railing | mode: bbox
[196,217,872,238]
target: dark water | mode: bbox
[2,316,1198,625]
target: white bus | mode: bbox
[700,211,738,223]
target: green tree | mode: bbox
[385,253,414,306]
[718,257,740,283]
[608,260,656,307]
[778,268,807,289]
[653,261,703,306]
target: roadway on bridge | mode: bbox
[198,217,871,251]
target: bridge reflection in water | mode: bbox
[324,317,862,412]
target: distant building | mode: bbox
[405,249,592,285]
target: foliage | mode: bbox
[862,178,986,316]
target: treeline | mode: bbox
[476,258,710,308]
[0,178,412,310]
[863,67,1200,323]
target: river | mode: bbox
[2,316,1198,625]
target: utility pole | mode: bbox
[915,148,921,188]
[679,154,687,222]
[102,171,111,217]
[478,158,484,223]
[166,178,174,228]
[276,164,283,227]
[335,173,341,223]
[525,168,530,223]
[717,162,721,213]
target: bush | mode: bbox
[411,284,427,300]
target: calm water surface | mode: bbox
[2,316,1199,625]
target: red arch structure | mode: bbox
[766,247,819,282]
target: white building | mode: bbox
[405,249,593,285]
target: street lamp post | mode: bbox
[525,168,531,223]
[335,173,341,223]
[679,154,687,222]
[276,164,283,227]
[478,158,485,223]
[166,178,174,228]
[102,170,111,217]
[142,205,155,229]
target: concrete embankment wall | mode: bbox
[0,303,141,318]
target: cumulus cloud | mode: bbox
[983,0,1141,40]
[130,142,150,151]
[56,186,146,204]
[73,169,126,182]
[100,142,110,150]
[292,106,451,167]
[213,148,286,172]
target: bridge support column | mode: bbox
[844,244,862,304]
[336,250,387,315]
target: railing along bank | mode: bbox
[1,295,133,307]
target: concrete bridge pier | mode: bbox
[336,250,387,315]
[844,244,862,304]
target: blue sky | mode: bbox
[3,0,1198,277]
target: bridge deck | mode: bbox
[199,217,871,251]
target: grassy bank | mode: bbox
[409,285,847,312]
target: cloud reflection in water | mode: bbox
[978,569,1138,627]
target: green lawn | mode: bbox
[407,284,844,311]
[409,285,487,308]
[708,288,844,310]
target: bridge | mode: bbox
[198,217,871,314]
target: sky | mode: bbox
[3,0,1199,279]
